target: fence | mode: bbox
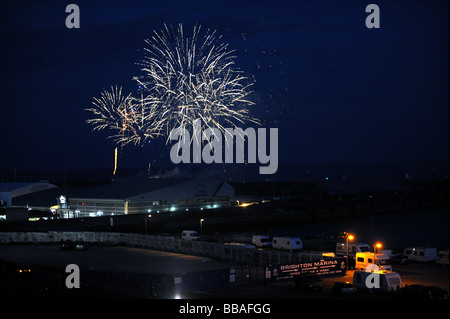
[1,231,347,296]
[0,231,332,267]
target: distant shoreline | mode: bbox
[1,160,448,192]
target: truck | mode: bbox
[336,242,371,257]
[403,247,437,262]
[272,237,303,251]
[181,230,200,242]
[252,235,272,248]
[436,250,449,266]
[355,252,392,271]
[353,270,403,293]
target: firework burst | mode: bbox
[135,23,258,138]
[85,86,162,146]
[86,23,258,147]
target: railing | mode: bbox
[0,231,329,266]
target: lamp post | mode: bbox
[373,242,382,268]
[200,218,204,241]
[346,233,354,271]
[145,214,152,234]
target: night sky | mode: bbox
[1,1,448,179]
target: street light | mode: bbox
[144,214,152,234]
[373,242,383,267]
[200,218,204,241]
[346,233,354,270]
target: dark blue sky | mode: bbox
[0,0,448,174]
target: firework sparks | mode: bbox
[86,23,258,147]
[85,86,162,146]
[135,23,258,139]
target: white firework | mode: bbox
[85,86,162,146]
[86,24,257,147]
[134,23,258,140]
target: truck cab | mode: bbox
[336,242,371,256]
[436,250,449,266]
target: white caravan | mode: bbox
[272,237,303,251]
[403,247,437,262]
[181,230,200,242]
[353,270,403,292]
[252,235,272,248]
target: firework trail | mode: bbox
[86,23,258,146]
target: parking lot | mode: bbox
[0,244,448,299]
[200,261,449,299]
[0,243,236,274]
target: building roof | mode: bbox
[126,179,234,203]
[82,177,190,200]
[12,176,233,209]
[0,183,32,192]
[0,182,58,197]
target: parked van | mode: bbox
[336,242,371,256]
[403,247,437,262]
[272,237,303,251]
[355,252,392,271]
[436,250,449,266]
[181,230,200,242]
[353,270,402,292]
[252,235,272,248]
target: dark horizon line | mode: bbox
[1,159,448,171]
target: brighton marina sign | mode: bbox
[169,119,278,174]
[265,258,347,280]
